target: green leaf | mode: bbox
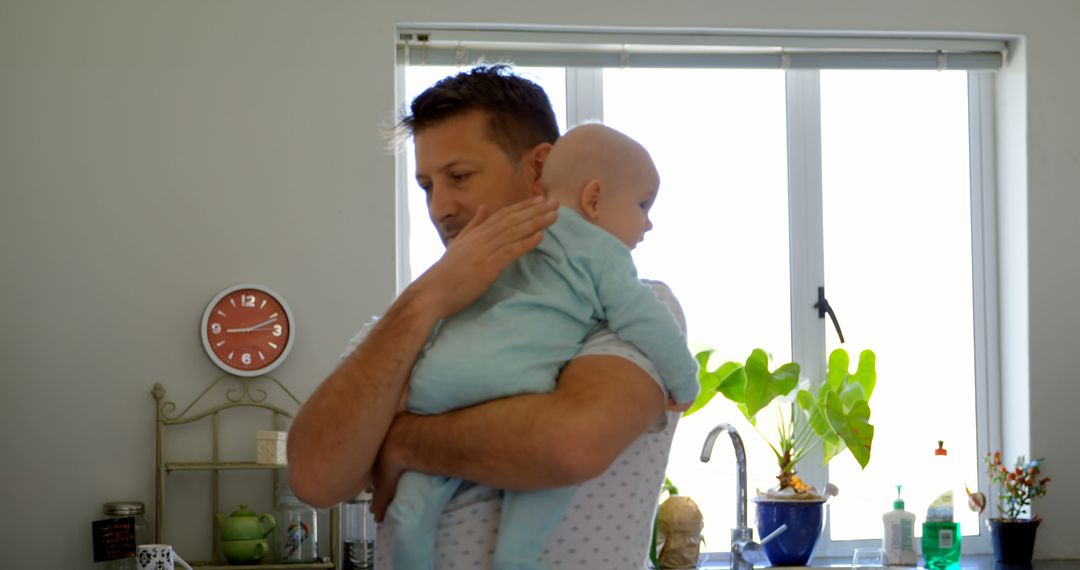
[694,350,714,371]
[826,348,850,390]
[741,349,799,418]
[797,389,831,437]
[649,512,659,570]
[662,476,679,496]
[838,380,868,410]
[683,351,726,417]
[795,389,816,412]
[796,387,845,464]
[683,370,720,417]
[715,362,747,404]
[821,431,846,465]
[776,362,801,384]
[686,346,878,477]
[825,391,874,468]
[718,371,753,424]
[851,349,877,401]
[740,403,755,426]
[684,355,745,417]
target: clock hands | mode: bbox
[246,316,278,331]
[225,316,278,334]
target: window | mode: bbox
[818,70,981,541]
[396,30,1001,559]
[602,68,795,550]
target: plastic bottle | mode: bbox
[343,492,376,570]
[882,485,916,566]
[922,441,962,569]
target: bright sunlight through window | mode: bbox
[819,70,979,540]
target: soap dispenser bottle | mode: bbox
[882,485,916,566]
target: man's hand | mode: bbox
[413,196,558,320]
[287,196,557,509]
[371,435,407,523]
[667,395,693,413]
[376,355,666,491]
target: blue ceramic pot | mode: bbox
[989,519,1039,565]
[754,498,825,566]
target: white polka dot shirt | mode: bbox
[345,281,686,570]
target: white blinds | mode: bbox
[396,26,1007,71]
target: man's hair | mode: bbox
[398,64,560,161]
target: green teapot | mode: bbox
[215,505,275,564]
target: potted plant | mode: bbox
[651,478,705,570]
[688,347,877,566]
[976,451,1051,565]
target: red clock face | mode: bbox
[202,286,293,376]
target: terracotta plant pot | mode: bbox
[989,518,1040,565]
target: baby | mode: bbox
[388,124,699,570]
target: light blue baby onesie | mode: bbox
[388,206,699,570]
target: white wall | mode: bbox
[2,0,1078,566]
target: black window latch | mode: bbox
[815,286,845,344]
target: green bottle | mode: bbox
[922,441,962,569]
[922,520,961,569]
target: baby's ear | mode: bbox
[580,180,602,219]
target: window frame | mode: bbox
[395,50,1001,561]
[777,69,999,557]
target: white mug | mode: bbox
[136,544,192,570]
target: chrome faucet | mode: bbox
[701,424,787,570]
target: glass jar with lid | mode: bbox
[274,478,318,562]
[342,492,375,570]
[100,502,148,570]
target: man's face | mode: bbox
[414,110,539,245]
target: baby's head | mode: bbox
[540,124,659,249]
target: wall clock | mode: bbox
[200,284,295,377]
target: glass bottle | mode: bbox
[274,479,319,562]
[342,492,376,570]
[100,502,148,570]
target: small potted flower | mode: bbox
[978,452,1051,565]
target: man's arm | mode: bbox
[371,353,666,517]
[287,197,558,508]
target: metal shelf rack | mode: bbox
[152,377,338,569]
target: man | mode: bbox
[287,65,686,569]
